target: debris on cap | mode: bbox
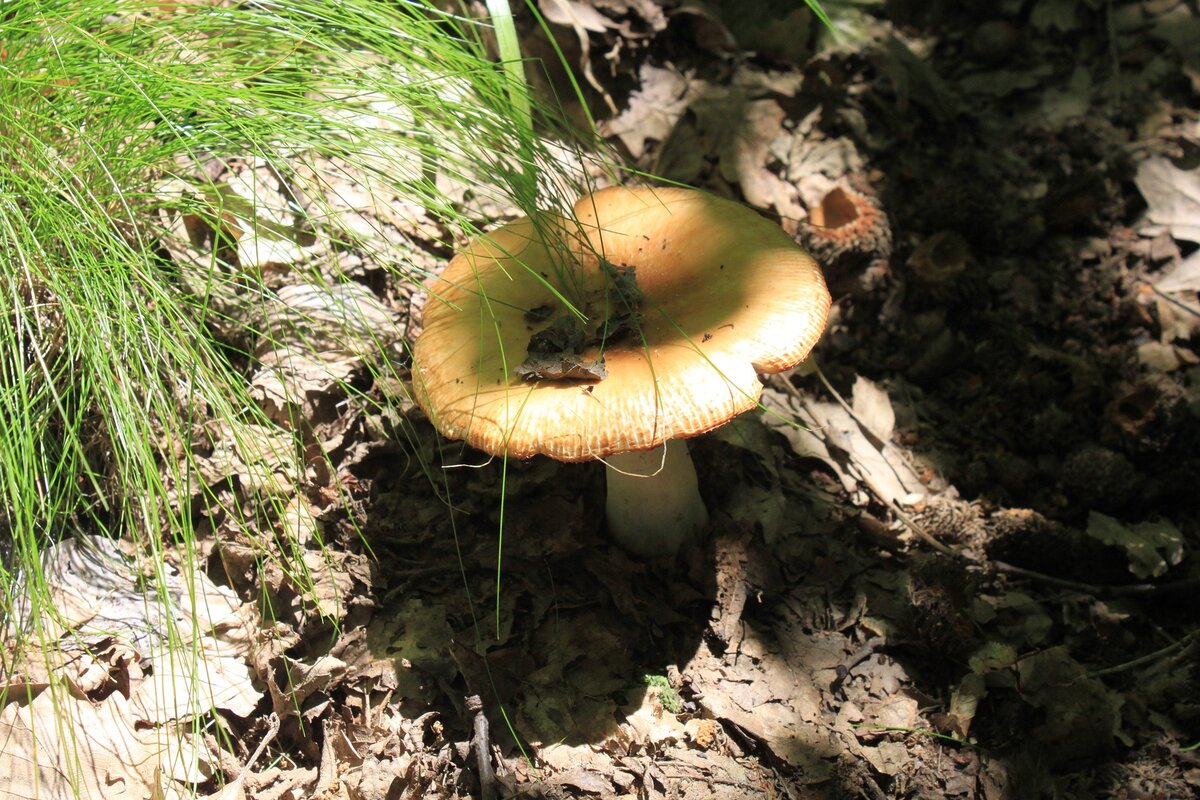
[412,186,831,461]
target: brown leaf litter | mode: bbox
[8,1,1200,799]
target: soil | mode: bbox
[95,2,1200,798]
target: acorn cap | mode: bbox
[412,186,830,461]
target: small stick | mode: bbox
[246,713,281,773]
[776,372,1199,597]
[1086,631,1198,678]
[992,561,1200,597]
[784,368,961,559]
[466,695,497,800]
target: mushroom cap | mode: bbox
[412,186,830,461]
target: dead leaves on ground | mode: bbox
[0,537,259,799]
[8,1,1200,797]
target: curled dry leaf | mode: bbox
[1135,157,1200,244]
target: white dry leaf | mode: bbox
[1136,341,1197,373]
[265,282,403,356]
[594,0,668,31]
[762,387,930,507]
[786,136,865,189]
[1155,248,1200,293]
[537,744,614,784]
[132,648,261,724]
[7,534,264,730]
[221,420,300,498]
[779,630,848,674]
[860,692,920,732]
[280,496,321,548]
[218,169,321,269]
[236,233,314,270]
[1135,157,1200,244]
[201,776,248,800]
[282,656,349,708]
[299,550,358,620]
[602,64,701,159]
[309,77,418,134]
[851,375,896,442]
[433,167,521,223]
[620,689,688,747]
[550,770,614,796]
[537,0,619,114]
[539,0,611,32]
[193,419,298,499]
[948,672,987,737]
[733,100,801,218]
[0,689,205,800]
[733,63,805,98]
[253,348,359,419]
[132,641,262,725]
[5,536,145,645]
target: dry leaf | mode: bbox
[851,376,897,441]
[0,690,206,799]
[763,387,931,507]
[1136,157,1200,243]
[1155,248,1200,293]
[602,64,699,159]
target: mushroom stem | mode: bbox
[604,442,708,557]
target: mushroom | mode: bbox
[411,186,830,556]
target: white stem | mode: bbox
[604,442,708,557]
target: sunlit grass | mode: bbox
[0,0,601,789]
[0,0,840,789]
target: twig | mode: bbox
[466,694,497,800]
[776,371,1198,597]
[992,561,1200,597]
[1086,631,1199,678]
[215,713,280,794]
[1146,281,1200,319]
[804,366,962,559]
[246,713,281,773]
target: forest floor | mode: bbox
[21,1,1200,799]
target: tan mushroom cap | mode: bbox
[412,186,830,462]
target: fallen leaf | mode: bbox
[0,689,206,799]
[602,64,699,159]
[1135,157,1200,243]
[851,376,896,441]
[762,388,931,507]
[684,645,837,780]
[1016,647,1122,763]
[1155,248,1200,293]
[539,0,610,32]
[1085,512,1184,579]
[968,642,1018,675]
[1038,66,1092,129]
[859,740,909,776]
[946,673,987,737]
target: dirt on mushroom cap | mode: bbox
[412,186,831,461]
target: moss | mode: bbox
[643,674,682,714]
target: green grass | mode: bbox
[0,0,838,790]
[0,0,602,790]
